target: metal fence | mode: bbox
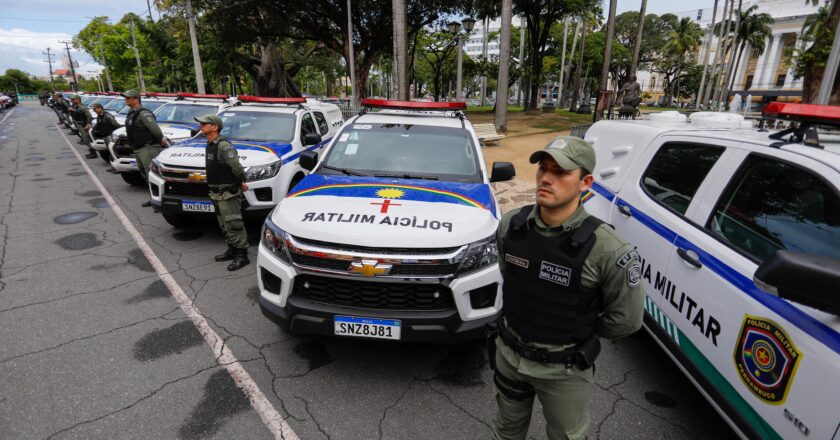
[570,123,593,139]
[336,102,364,120]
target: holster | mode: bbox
[574,334,601,370]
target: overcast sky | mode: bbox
[1,0,716,78]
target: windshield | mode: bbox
[219,111,295,143]
[104,99,125,111]
[89,97,116,108]
[81,96,98,106]
[319,123,481,183]
[118,100,167,115]
[153,103,217,124]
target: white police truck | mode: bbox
[91,93,177,162]
[108,93,231,186]
[257,99,517,343]
[147,96,344,226]
[581,104,840,439]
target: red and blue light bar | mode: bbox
[763,102,840,126]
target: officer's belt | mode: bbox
[498,321,592,367]
[208,185,239,194]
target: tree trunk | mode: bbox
[802,0,840,104]
[251,42,302,97]
[495,0,513,131]
[569,25,587,112]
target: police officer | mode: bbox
[491,136,644,440]
[53,92,70,125]
[122,90,165,207]
[194,114,250,271]
[91,102,120,155]
[70,94,96,158]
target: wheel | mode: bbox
[120,171,145,186]
[99,150,111,162]
[288,173,305,193]
[162,212,190,227]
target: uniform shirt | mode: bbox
[207,138,245,199]
[496,204,644,379]
[96,112,120,136]
[126,105,164,143]
[73,104,92,125]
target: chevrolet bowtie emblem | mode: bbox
[349,259,393,277]
[187,172,206,182]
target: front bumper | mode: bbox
[108,139,139,172]
[256,243,503,343]
[148,171,280,219]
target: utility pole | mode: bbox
[60,40,79,91]
[516,17,525,106]
[817,0,840,104]
[480,17,489,106]
[43,48,55,89]
[594,0,617,122]
[129,21,146,93]
[347,0,357,106]
[97,35,114,92]
[495,0,513,131]
[717,0,742,108]
[392,0,409,100]
[185,0,205,94]
[696,0,719,109]
[704,0,729,108]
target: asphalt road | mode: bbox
[0,102,737,440]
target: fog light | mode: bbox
[468,283,497,309]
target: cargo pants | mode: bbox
[134,144,162,183]
[493,346,593,440]
[211,191,248,249]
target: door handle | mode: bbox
[677,248,702,268]
[617,204,632,217]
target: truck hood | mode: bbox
[156,138,292,168]
[111,121,199,142]
[271,174,499,248]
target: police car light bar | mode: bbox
[763,102,840,127]
[237,95,307,104]
[361,98,466,111]
[145,92,180,97]
[177,92,230,100]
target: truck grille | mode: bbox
[291,254,459,277]
[164,182,209,198]
[113,136,134,158]
[291,274,453,311]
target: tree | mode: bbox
[416,29,459,101]
[514,0,600,112]
[792,0,840,104]
[660,17,702,104]
[721,5,773,95]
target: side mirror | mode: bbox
[299,150,318,171]
[303,132,322,146]
[490,161,515,182]
[190,128,199,138]
[754,250,840,316]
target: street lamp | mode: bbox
[448,18,476,101]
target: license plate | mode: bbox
[334,316,401,340]
[182,200,214,213]
[128,160,137,168]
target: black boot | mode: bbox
[227,248,250,271]
[85,150,97,159]
[141,200,152,207]
[214,246,236,262]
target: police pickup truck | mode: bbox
[582,104,840,439]
[108,93,231,186]
[148,96,344,226]
[91,93,176,162]
[257,99,516,343]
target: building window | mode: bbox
[650,77,657,89]
[776,74,786,87]
[752,48,761,58]
[745,75,753,90]
[697,9,703,20]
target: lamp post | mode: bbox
[448,18,476,101]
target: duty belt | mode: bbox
[497,321,598,369]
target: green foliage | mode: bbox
[791,5,832,79]
[0,69,53,93]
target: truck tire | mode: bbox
[120,171,145,186]
[99,150,111,162]
[162,212,190,228]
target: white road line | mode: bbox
[55,125,298,440]
[1,108,16,124]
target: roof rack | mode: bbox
[762,102,840,149]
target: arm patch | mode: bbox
[616,249,640,268]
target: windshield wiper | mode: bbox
[374,173,439,180]
[322,165,367,176]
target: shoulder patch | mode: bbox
[626,262,642,288]
[227,151,235,159]
[616,249,640,268]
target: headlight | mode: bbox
[261,218,291,263]
[246,161,281,182]
[150,159,161,176]
[456,235,498,275]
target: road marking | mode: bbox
[55,125,298,440]
[1,107,16,124]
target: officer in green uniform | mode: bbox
[53,92,71,126]
[195,114,251,271]
[491,136,644,440]
[91,102,121,158]
[70,94,96,158]
[122,90,165,207]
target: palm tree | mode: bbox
[663,17,703,105]
[724,5,773,93]
[392,0,409,100]
[495,0,513,130]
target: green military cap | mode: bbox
[70,94,81,100]
[529,135,596,174]
[121,89,141,98]
[195,114,223,130]
[91,102,104,109]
